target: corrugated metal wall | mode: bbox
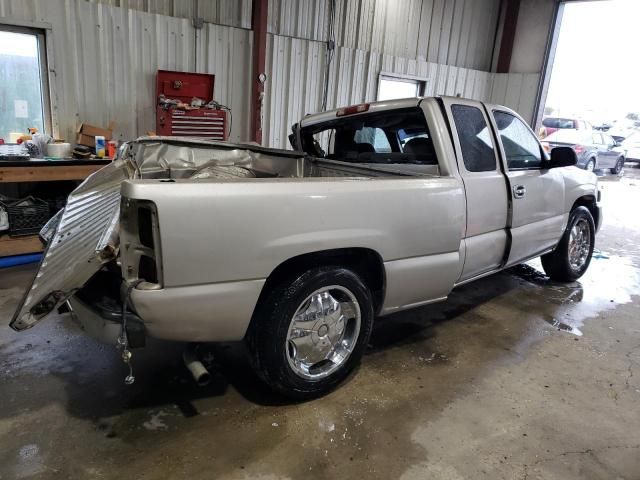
[0,0,541,149]
[490,72,540,126]
[264,34,496,149]
[86,0,252,29]
[88,0,502,72]
[195,22,253,142]
[0,0,252,143]
[268,0,501,70]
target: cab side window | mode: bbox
[451,105,497,172]
[493,111,542,169]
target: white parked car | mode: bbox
[622,132,640,164]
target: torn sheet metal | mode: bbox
[10,158,134,331]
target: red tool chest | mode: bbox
[155,70,228,141]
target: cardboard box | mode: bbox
[76,121,115,147]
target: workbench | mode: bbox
[0,158,111,258]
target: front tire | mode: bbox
[245,266,374,399]
[541,206,595,281]
[610,157,624,174]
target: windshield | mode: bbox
[299,108,438,165]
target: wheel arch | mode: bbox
[571,195,599,230]
[253,247,386,317]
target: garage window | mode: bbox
[377,74,426,101]
[0,25,50,141]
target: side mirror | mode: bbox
[546,146,577,168]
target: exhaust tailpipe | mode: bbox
[183,346,211,386]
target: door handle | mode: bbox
[513,185,526,199]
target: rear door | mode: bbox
[440,98,509,282]
[488,108,566,266]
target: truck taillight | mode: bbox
[573,145,585,154]
[336,103,369,117]
[121,199,163,289]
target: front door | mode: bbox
[441,98,509,282]
[487,109,566,265]
[600,133,620,168]
[592,133,610,169]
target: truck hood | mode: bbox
[10,137,303,331]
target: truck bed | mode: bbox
[131,137,439,181]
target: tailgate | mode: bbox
[10,158,134,331]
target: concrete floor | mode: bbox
[1,166,639,480]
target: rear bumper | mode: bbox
[71,275,265,344]
[68,294,146,348]
[130,279,265,342]
[68,263,266,344]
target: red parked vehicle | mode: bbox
[538,117,592,139]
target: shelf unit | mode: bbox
[0,159,111,258]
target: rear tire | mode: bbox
[541,206,595,282]
[245,266,374,399]
[610,157,624,174]
[585,158,596,172]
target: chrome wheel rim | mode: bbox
[286,286,361,380]
[568,219,591,270]
[586,161,595,172]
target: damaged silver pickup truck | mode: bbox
[11,96,601,398]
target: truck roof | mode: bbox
[298,96,502,129]
[299,97,424,128]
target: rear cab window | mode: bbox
[299,107,438,166]
[450,104,497,172]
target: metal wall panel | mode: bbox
[195,22,252,142]
[86,0,252,28]
[264,34,497,149]
[263,34,327,149]
[267,0,502,71]
[490,73,540,125]
[196,0,252,29]
[86,0,194,20]
[1,0,536,150]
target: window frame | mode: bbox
[491,109,545,171]
[1,23,53,137]
[299,106,439,167]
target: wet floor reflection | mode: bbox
[508,251,640,337]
